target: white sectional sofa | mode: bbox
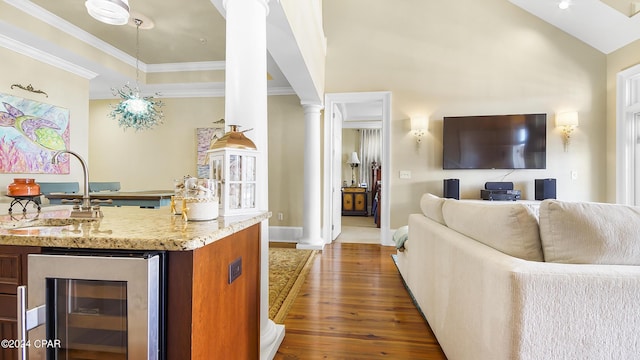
[396,194,640,360]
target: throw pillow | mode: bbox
[539,200,640,265]
[420,193,446,225]
[442,200,543,261]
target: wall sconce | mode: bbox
[347,152,360,186]
[556,111,579,152]
[410,116,429,145]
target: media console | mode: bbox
[480,189,521,201]
[480,181,520,201]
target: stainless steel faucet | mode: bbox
[51,150,103,218]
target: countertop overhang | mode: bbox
[0,206,270,251]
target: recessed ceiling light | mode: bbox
[558,0,570,10]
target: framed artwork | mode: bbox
[196,119,225,178]
[0,93,70,174]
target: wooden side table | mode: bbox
[342,187,368,216]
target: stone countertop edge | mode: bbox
[0,207,271,251]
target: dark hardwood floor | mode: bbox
[274,242,447,359]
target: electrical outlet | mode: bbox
[228,257,242,284]
[571,170,578,180]
[399,170,412,179]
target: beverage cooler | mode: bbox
[18,249,165,360]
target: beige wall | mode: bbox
[88,95,305,226]
[323,0,607,227]
[2,0,631,234]
[605,39,640,202]
[266,95,305,227]
[89,97,225,190]
[0,47,89,201]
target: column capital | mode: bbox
[223,0,271,14]
[301,102,324,113]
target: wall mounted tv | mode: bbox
[442,113,546,169]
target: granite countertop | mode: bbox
[0,206,270,251]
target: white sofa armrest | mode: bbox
[511,261,640,360]
[401,214,640,360]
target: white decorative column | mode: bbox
[222,0,284,359]
[297,103,325,250]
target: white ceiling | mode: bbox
[509,0,640,54]
[1,0,293,99]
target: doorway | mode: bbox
[323,92,392,245]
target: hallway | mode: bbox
[337,216,380,244]
[274,242,446,359]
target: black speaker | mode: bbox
[443,179,460,200]
[535,178,556,200]
[485,181,514,190]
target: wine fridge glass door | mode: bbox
[48,278,128,359]
[25,253,160,360]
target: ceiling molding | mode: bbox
[342,121,381,129]
[91,83,295,99]
[0,34,98,79]
[147,61,226,73]
[509,0,640,54]
[4,0,136,67]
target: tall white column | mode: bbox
[222,1,284,359]
[297,103,325,250]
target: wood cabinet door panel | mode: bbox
[342,193,354,211]
[0,319,18,360]
[354,193,366,211]
[0,254,20,294]
[0,294,17,320]
[0,246,40,294]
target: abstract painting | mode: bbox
[0,93,70,174]
[196,119,225,178]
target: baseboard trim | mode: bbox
[269,226,303,243]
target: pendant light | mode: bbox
[109,18,165,131]
[85,0,130,25]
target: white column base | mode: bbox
[297,242,325,250]
[260,321,285,360]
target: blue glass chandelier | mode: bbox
[110,18,164,131]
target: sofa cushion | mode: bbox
[539,200,640,265]
[441,200,543,261]
[420,193,446,225]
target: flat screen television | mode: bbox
[442,113,546,169]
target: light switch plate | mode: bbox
[399,170,411,179]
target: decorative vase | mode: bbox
[7,178,41,196]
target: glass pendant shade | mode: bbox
[109,18,164,131]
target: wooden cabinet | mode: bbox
[342,187,369,216]
[0,225,260,360]
[166,224,260,359]
[0,245,41,360]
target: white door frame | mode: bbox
[323,91,393,245]
[616,64,640,205]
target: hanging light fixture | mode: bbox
[109,18,164,131]
[85,0,130,25]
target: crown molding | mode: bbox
[5,0,228,74]
[5,0,136,67]
[146,61,226,73]
[0,33,98,79]
[91,83,295,100]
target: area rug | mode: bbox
[269,248,318,323]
